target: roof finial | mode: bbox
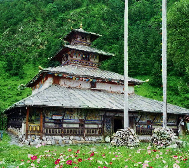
[38,66,43,70]
[80,23,83,29]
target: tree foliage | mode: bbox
[168,0,189,80]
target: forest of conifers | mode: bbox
[0,0,189,113]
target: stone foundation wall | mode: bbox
[7,126,104,145]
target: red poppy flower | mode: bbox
[66,160,72,165]
[78,158,82,162]
[31,156,37,160]
[90,152,94,157]
[55,159,60,165]
[152,150,157,152]
[109,162,113,165]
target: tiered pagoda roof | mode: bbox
[26,64,143,87]
[51,26,114,63]
[64,27,102,43]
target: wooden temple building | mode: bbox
[4,25,189,142]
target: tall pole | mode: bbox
[162,0,167,128]
[124,0,129,128]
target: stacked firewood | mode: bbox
[111,128,140,147]
[151,127,178,148]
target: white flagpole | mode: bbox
[162,0,167,128]
[124,0,129,128]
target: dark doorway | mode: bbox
[129,116,135,129]
[90,81,96,88]
[114,118,123,133]
[79,119,85,136]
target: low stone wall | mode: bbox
[21,135,104,146]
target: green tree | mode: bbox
[4,49,24,78]
[168,0,189,81]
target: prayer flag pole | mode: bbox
[162,0,167,128]
[124,0,129,128]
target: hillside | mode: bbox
[0,0,189,113]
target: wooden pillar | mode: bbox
[102,114,105,136]
[61,114,64,138]
[84,121,85,140]
[26,107,29,139]
[40,111,43,139]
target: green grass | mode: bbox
[0,133,189,168]
[135,82,163,102]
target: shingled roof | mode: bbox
[71,28,102,37]
[64,45,114,56]
[6,85,189,115]
[64,28,102,43]
[26,65,143,87]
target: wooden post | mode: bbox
[61,117,63,138]
[162,0,167,128]
[102,114,105,136]
[124,0,129,128]
[40,111,43,139]
[83,120,85,140]
[26,107,29,139]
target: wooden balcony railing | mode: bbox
[45,128,62,135]
[85,128,102,135]
[44,127,102,136]
[136,127,178,136]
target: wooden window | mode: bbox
[53,76,60,85]
[90,81,96,88]
[147,120,152,129]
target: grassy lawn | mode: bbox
[0,133,189,168]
